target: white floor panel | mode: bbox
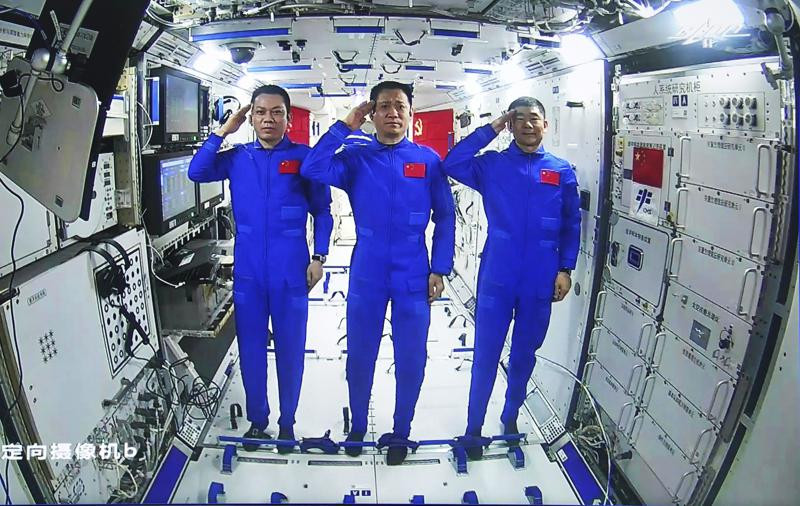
[373,446,579,504]
[179,243,579,504]
[175,443,579,505]
[173,451,379,504]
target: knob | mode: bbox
[745,96,757,108]
[719,336,732,349]
[733,96,744,109]
[718,97,730,108]
[731,113,743,126]
[719,113,731,125]
[745,113,757,126]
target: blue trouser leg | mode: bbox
[465,286,515,435]
[269,280,309,430]
[390,292,430,438]
[346,279,389,434]
[233,276,270,429]
[500,297,552,425]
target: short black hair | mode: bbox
[370,81,413,107]
[508,96,545,118]
[251,84,291,111]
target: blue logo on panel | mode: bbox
[635,188,653,212]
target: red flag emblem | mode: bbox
[404,162,426,178]
[540,169,560,186]
[632,147,663,188]
[279,159,300,174]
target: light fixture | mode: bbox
[499,61,525,85]
[463,77,481,96]
[191,51,221,74]
[237,74,256,90]
[199,43,232,62]
[558,34,603,65]
[672,0,743,44]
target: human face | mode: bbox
[509,105,548,152]
[371,88,411,141]
[250,93,289,145]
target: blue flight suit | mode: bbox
[442,124,581,435]
[301,121,455,438]
[188,134,333,431]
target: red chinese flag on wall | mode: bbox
[286,106,310,145]
[631,147,664,188]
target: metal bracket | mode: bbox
[221,444,236,474]
[451,446,469,475]
[524,486,543,505]
[507,446,525,469]
[462,490,479,504]
[207,482,225,504]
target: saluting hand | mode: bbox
[215,104,251,137]
[490,109,515,134]
[344,101,375,131]
[428,273,444,304]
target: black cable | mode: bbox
[381,63,402,75]
[1,84,26,416]
[0,73,26,506]
[331,50,358,64]
[394,29,425,46]
[385,52,411,64]
[0,459,9,505]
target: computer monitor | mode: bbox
[196,181,224,216]
[148,67,203,145]
[141,151,197,235]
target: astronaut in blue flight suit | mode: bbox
[301,82,455,465]
[442,97,581,459]
[188,85,333,453]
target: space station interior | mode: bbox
[0,0,798,504]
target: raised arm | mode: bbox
[300,101,374,190]
[442,110,514,191]
[188,104,250,182]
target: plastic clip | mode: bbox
[208,482,225,504]
[221,444,236,474]
[524,486,543,505]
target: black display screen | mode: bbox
[159,155,196,220]
[165,74,199,133]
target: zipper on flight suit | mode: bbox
[388,145,395,286]
[524,153,533,287]
[264,148,273,281]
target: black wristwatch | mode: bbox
[559,268,572,276]
[312,254,327,264]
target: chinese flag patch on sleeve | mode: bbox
[631,147,664,188]
[404,162,426,178]
[540,169,560,186]
[279,159,300,174]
